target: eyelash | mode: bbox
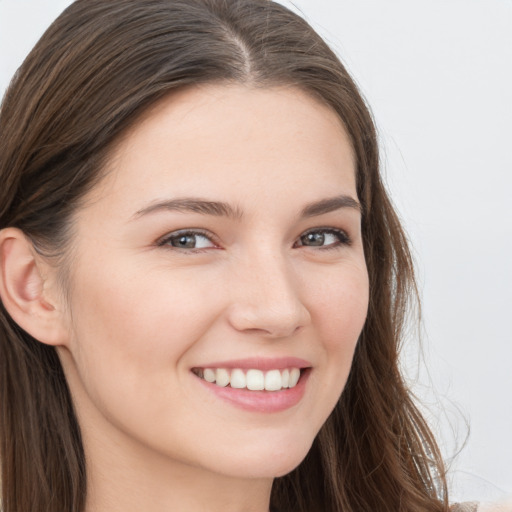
[157,227,351,253]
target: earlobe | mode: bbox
[0,227,68,346]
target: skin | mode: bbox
[11,85,370,512]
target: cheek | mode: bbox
[305,262,369,396]
[71,258,212,342]
[309,262,369,346]
[65,259,220,403]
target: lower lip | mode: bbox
[194,369,310,413]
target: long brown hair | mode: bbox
[0,1,448,510]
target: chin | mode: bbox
[208,433,315,480]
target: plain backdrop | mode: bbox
[1,0,511,502]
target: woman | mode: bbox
[0,0,476,510]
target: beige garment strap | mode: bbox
[451,503,479,512]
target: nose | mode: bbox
[226,252,311,338]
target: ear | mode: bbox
[0,227,69,346]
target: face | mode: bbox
[57,85,369,480]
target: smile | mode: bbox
[192,367,302,391]
[191,357,312,412]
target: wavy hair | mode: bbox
[0,1,448,510]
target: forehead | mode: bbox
[85,84,357,216]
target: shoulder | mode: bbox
[451,500,512,512]
[477,500,512,512]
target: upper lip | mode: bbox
[192,357,312,371]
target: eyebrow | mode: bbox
[132,194,360,221]
[133,198,243,220]
[300,195,361,217]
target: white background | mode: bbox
[1,0,511,502]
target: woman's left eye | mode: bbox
[158,231,216,250]
[295,228,351,249]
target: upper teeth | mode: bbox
[197,368,301,391]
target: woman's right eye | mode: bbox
[158,231,216,251]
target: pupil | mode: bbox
[303,232,324,246]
